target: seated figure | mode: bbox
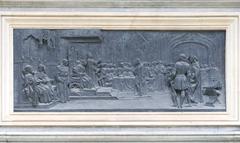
[35,64,57,101]
[71,60,93,89]
[22,65,39,107]
[34,64,54,103]
[22,64,53,107]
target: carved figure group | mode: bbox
[22,52,222,109]
[166,54,222,108]
[22,64,56,107]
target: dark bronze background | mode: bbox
[14,29,226,112]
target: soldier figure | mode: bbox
[172,54,190,108]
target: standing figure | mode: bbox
[96,60,105,87]
[164,65,177,107]
[172,54,190,108]
[55,59,70,103]
[188,56,203,103]
[22,65,39,107]
[133,58,146,96]
[84,53,98,86]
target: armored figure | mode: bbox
[55,59,70,103]
[133,58,146,96]
[172,54,190,108]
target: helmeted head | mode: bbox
[178,53,188,62]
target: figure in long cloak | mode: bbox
[22,65,39,107]
[188,56,203,103]
[35,64,57,101]
[133,58,146,96]
[55,59,70,103]
[84,53,98,86]
[72,60,93,89]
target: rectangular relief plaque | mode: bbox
[1,0,240,141]
[14,29,226,112]
[0,14,239,126]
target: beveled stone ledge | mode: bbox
[1,0,240,9]
[0,126,239,142]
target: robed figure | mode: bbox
[34,64,53,103]
[22,65,39,107]
[188,56,203,103]
[35,64,57,101]
[22,64,53,107]
[55,59,70,103]
[84,53,98,86]
[71,60,93,89]
[133,58,146,96]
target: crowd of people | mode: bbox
[22,53,222,108]
[21,55,166,107]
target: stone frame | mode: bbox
[1,1,240,142]
[0,12,239,126]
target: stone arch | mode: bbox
[168,33,217,66]
[171,41,210,65]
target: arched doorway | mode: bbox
[171,42,210,66]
